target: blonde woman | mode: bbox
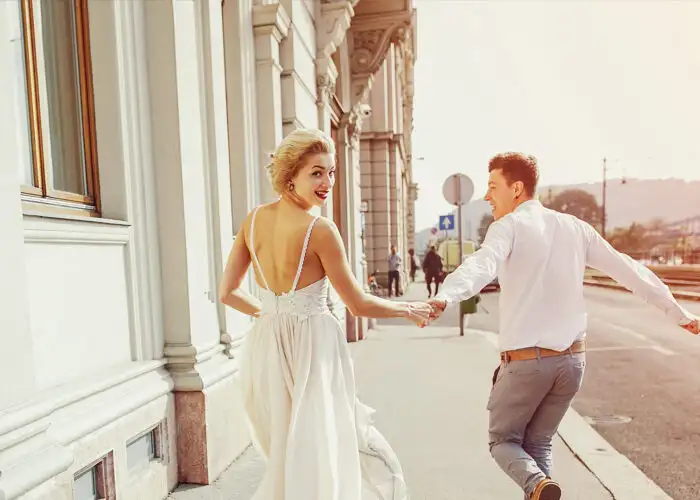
[219,128,430,500]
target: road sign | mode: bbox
[439,214,455,231]
[442,173,474,266]
[442,173,474,207]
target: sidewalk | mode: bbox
[170,281,668,499]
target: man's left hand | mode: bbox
[681,314,699,335]
[426,299,447,323]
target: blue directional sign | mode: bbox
[438,214,455,231]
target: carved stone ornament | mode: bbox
[350,17,412,78]
[344,105,364,149]
[316,53,339,105]
[316,72,337,105]
[317,1,354,60]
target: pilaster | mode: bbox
[222,0,263,230]
[144,0,242,484]
[253,2,291,204]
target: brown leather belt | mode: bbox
[500,340,586,363]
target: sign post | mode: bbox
[442,173,474,336]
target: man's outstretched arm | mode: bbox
[430,218,514,315]
[584,223,698,333]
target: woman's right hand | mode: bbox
[403,302,432,327]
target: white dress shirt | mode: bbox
[435,200,690,352]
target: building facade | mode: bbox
[360,14,418,291]
[0,0,416,499]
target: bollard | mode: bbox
[459,295,481,336]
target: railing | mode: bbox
[585,264,700,301]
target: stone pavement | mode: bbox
[170,281,669,499]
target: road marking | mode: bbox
[587,345,675,355]
[591,319,675,355]
[610,325,648,341]
[593,319,648,341]
[650,345,675,356]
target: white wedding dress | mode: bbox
[240,208,409,500]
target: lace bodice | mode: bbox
[258,277,331,317]
[250,207,331,318]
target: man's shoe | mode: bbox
[530,479,561,500]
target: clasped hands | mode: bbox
[681,313,699,335]
[403,299,448,327]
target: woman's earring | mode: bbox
[288,183,294,192]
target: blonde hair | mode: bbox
[266,128,335,194]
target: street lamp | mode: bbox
[601,157,628,240]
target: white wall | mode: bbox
[24,222,134,390]
[0,2,38,411]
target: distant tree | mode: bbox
[608,222,647,253]
[642,218,669,250]
[544,189,602,227]
[478,213,495,244]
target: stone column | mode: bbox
[253,3,291,204]
[389,138,399,250]
[365,138,392,285]
[316,44,340,226]
[342,112,369,340]
[144,1,243,484]
[222,0,262,230]
[315,0,364,339]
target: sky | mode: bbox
[411,0,700,230]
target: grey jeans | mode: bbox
[487,351,586,496]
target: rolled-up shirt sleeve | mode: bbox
[434,217,514,304]
[583,223,691,324]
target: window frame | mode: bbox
[330,95,343,234]
[73,451,116,500]
[18,0,101,217]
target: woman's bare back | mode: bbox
[245,203,326,294]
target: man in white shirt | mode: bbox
[427,153,699,500]
[388,245,403,297]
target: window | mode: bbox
[126,425,163,473]
[9,0,100,215]
[73,452,115,500]
[73,467,98,500]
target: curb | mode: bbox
[584,279,700,302]
[468,328,672,500]
[558,411,671,500]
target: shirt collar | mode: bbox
[515,199,542,212]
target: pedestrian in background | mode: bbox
[422,245,443,298]
[408,248,418,282]
[388,245,403,297]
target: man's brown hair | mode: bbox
[488,153,539,197]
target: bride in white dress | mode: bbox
[219,128,431,500]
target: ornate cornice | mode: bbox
[348,8,414,107]
[349,12,412,79]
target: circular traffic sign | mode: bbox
[442,173,474,206]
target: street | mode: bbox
[427,285,700,500]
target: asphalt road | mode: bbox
[433,286,700,500]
